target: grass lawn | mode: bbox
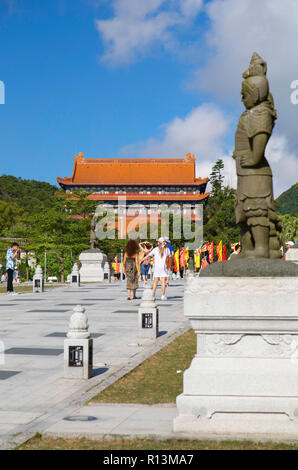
[90,329,196,405]
[19,435,298,450]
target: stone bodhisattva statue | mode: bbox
[233,52,282,258]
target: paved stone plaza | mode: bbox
[0,281,186,449]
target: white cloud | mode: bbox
[203,133,298,197]
[95,0,203,65]
[199,133,298,197]
[121,103,230,160]
[195,133,298,197]
[266,134,298,197]
[192,153,236,191]
[192,0,298,96]
[179,0,204,18]
[120,103,294,197]
[189,0,298,192]
[96,0,298,194]
[121,103,234,190]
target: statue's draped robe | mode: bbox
[234,101,276,229]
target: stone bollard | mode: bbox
[70,262,80,287]
[32,265,44,293]
[103,261,111,283]
[137,283,159,339]
[64,305,93,379]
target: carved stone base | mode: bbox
[174,412,298,440]
[173,276,298,438]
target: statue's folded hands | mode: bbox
[240,155,255,167]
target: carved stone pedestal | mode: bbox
[79,249,107,283]
[173,276,298,439]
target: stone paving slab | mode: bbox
[44,404,178,439]
[42,403,298,444]
[0,280,187,449]
[0,411,42,425]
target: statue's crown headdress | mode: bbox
[242,52,267,79]
[241,52,276,119]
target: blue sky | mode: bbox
[0,0,297,195]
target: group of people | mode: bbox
[4,238,296,297]
[123,237,173,301]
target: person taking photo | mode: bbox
[6,243,20,295]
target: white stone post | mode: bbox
[64,305,93,379]
[32,265,44,293]
[137,283,159,339]
[70,262,80,287]
[103,261,111,283]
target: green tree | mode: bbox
[203,160,240,257]
[0,174,57,213]
[0,200,25,235]
[209,159,224,196]
[31,203,90,282]
[2,189,98,281]
[56,189,98,218]
[275,183,298,215]
[279,214,298,244]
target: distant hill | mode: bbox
[276,183,298,215]
[0,174,58,213]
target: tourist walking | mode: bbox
[228,244,241,260]
[179,247,186,278]
[164,237,174,286]
[138,241,153,284]
[142,237,171,300]
[283,241,295,261]
[123,240,140,300]
[6,243,20,295]
[200,251,209,270]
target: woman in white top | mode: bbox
[142,237,171,300]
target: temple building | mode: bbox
[57,152,209,210]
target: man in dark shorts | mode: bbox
[6,243,20,295]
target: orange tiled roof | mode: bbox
[57,152,208,186]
